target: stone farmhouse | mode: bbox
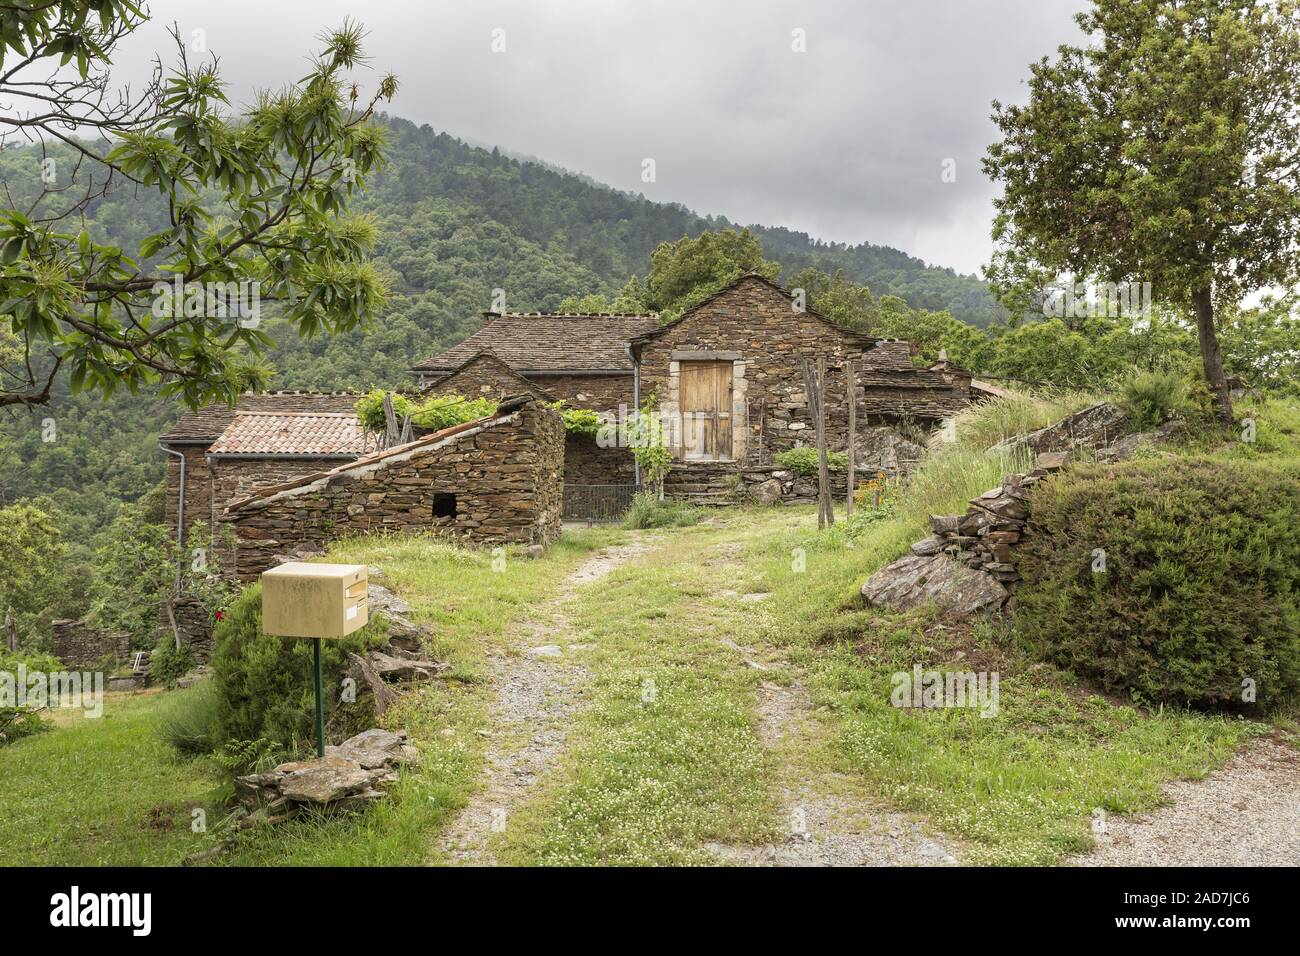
[411,273,982,504]
[159,273,984,553]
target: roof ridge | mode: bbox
[233,410,357,417]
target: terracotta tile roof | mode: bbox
[410,313,659,374]
[160,391,362,443]
[208,412,368,458]
[222,395,535,515]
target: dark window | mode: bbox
[432,492,457,518]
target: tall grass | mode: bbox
[953,390,1102,451]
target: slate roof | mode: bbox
[160,392,361,444]
[409,313,659,374]
[207,412,367,459]
[222,395,534,515]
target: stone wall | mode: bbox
[208,457,346,568]
[170,595,215,665]
[163,445,214,545]
[423,351,556,402]
[907,453,1070,606]
[564,433,636,486]
[51,620,130,668]
[635,276,970,464]
[530,373,633,413]
[222,400,565,580]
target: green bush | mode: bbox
[355,389,496,436]
[157,680,222,756]
[1015,456,1300,711]
[773,447,848,477]
[206,583,387,762]
[1117,370,1188,430]
[148,637,194,689]
[622,492,704,529]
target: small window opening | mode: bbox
[432,492,457,518]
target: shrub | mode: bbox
[157,680,221,756]
[355,389,496,436]
[623,492,704,529]
[1117,370,1187,430]
[546,401,604,437]
[1014,456,1300,711]
[773,447,848,476]
[0,705,48,746]
[148,637,194,689]
[206,583,387,761]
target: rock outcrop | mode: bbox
[861,553,1008,617]
[862,451,1071,617]
[234,729,417,818]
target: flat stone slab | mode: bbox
[862,554,1008,617]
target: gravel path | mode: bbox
[705,632,959,867]
[433,539,652,865]
[1071,737,1300,867]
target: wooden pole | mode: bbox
[846,357,856,518]
[816,355,834,527]
[800,359,824,529]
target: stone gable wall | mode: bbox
[636,277,971,464]
[222,402,565,580]
[423,353,555,403]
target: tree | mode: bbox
[644,228,780,318]
[0,6,397,410]
[0,500,67,647]
[984,0,1300,424]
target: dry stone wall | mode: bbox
[51,620,130,668]
[222,401,565,580]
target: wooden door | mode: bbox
[679,361,733,460]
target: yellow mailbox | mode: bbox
[261,562,368,638]
[261,562,368,758]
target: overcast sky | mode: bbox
[115,0,1086,277]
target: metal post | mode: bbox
[313,637,325,758]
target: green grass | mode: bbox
[0,690,219,865]
[498,521,781,864]
[0,528,622,867]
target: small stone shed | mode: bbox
[158,391,367,551]
[219,396,565,580]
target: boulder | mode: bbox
[366,584,427,650]
[277,757,377,804]
[1094,418,1181,463]
[911,536,943,557]
[327,728,418,769]
[752,478,784,505]
[991,402,1128,457]
[861,554,1008,617]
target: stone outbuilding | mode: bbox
[219,396,564,580]
[158,391,368,553]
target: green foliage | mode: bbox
[148,638,194,690]
[1118,370,1189,430]
[0,16,398,410]
[644,228,780,319]
[0,500,70,648]
[207,583,386,760]
[87,483,171,639]
[627,396,672,494]
[622,492,704,530]
[984,0,1300,417]
[546,401,604,436]
[1015,457,1300,711]
[955,391,1102,450]
[773,447,849,477]
[0,705,49,747]
[354,389,496,435]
